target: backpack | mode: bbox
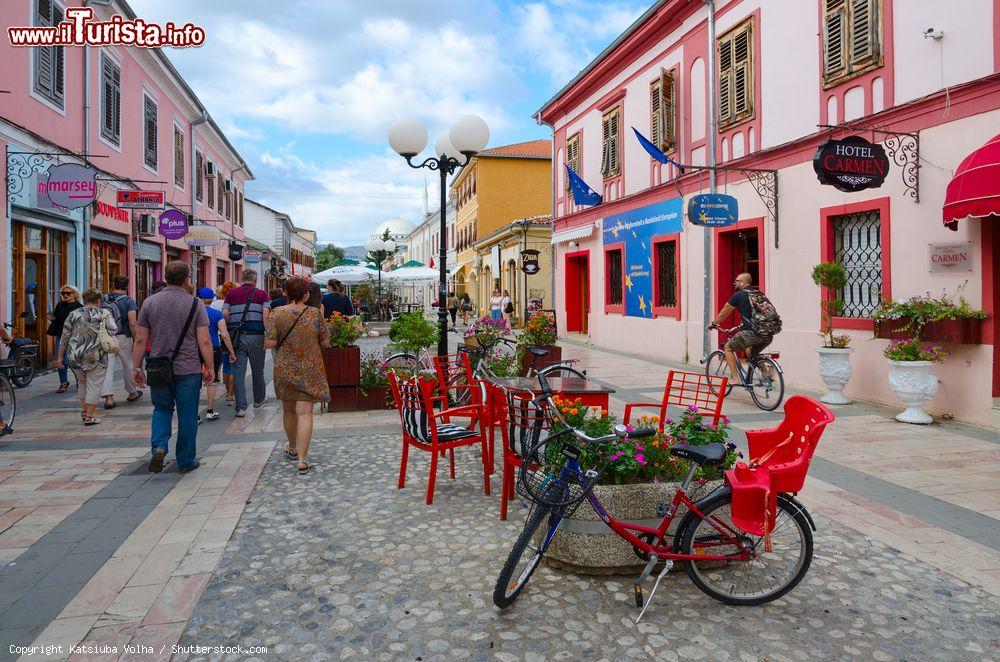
[104,293,133,338]
[101,295,124,336]
[747,289,782,336]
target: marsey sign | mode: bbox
[813,135,889,193]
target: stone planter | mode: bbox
[887,360,939,425]
[816,347,854,405]
[519,345,562,375]
[322,346,361,387]
[545,480,721,575]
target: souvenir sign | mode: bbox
[813,135,889,192]
[687,193,738,227]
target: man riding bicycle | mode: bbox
[710,273,781,383]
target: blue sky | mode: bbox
[129,0,646,246]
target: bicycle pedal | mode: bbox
[633,584,644,609]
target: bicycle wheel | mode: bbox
[382,352,418,371]
[493,502,559,609]
[747,357,784,411]
[0,375,15,428]
[537,364,586,380]
[704,351,735,396]
[10,357,35,388]
[681,490,812,606]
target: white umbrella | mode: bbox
[383,266,439,284]
[312,264,379,285]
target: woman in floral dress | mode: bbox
[265,276,330,474]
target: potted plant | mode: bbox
[464,315,510,351]
[546,404,739,574]
[883,339,950,425]
[322,312,366,389]
[387,311,439,357]
[359,353,393,410]
[873,292,988,343]
[811,262,854,405]
[516,311,561,375]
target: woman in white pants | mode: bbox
[58,288,117,426]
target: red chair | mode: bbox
[495,385,553,520]
[623,370,728,431]
[433,353,501,473]
[388,372,491,505]
[726,395,835,538]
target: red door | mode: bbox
[564,251,590,334]
[715,219,766,328]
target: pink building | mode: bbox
[1,0,252,368]
[538,0,1000,425]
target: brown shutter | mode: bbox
[849,0,878,65]
[143,98,157,168]
[823,0,847,76]
[661,68,676,152]
[733,26,751,118]
[195,152,203,201]
[609,109,620,176]
[600,114,611,177]
[650,78,662,150]
[35,0,54,100]
[174,128,184,187]
[718,36,733,125]
[102,58,115,138]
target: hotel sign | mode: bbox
[928,242,972,273]
[813,135,889,192]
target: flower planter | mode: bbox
[322,346,361,387]
[544,481,720,575]
[816,347,854,405]
[519,345,562,376]
[874,318,983,344]
[327,385,359,412]
[886,360,939,425]
[359,386,393,410]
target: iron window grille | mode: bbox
[606,249,623,306]
[655,241,678,308]
[833,210,882,317]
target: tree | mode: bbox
[315,244,345,272]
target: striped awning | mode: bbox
[943,133,1000,230]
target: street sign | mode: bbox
[687,193,738,227]
[117,190,165,209]
[228,241,244,261]
[44,164,97,209]
[244,249,262,264]
[184,224,221,247]
[813,135,889,192]
[521,249,540,275]
[158,209,188,239]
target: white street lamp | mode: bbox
[387,117,429,157]
[450,114,490,154]
[434,132,463,161]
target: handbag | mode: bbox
[97,310,120,354]
[146,298,199,388]
[228,286,255,350]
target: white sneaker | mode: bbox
[235,409,246,418]
[205,411,220,421]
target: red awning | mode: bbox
[943,133,1000,230]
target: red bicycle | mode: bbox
[493,373,834,619]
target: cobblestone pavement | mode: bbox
[178,434,1000,661]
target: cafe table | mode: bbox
[489,376,616,410]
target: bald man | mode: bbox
[710,273,773,384]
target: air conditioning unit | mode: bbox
[138,214,156,236]
[224,179,233,193]
[205,161,217,178]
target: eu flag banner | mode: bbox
[602,198,684,318]
[565,165,603,206]
[632,127,685,173]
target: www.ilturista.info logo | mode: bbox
[7,7,205,49]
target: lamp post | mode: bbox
[363,229,396,320]
[388,115,489,358]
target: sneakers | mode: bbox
[148,449,165,473]
[205,411,220,422]
[234,409,246,418]
[84,417,102,426]
[178,460,200,475]
[253,401,265,409]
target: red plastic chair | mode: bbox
[433,353,498,472]
[726,395,835,538]
[388,372,491,505]
[623,370,728,431]
[495,385,554,520]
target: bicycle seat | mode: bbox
[669,443,726,466]
[528,347,549,357]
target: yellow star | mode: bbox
[611,225,620,238]
[638,295,647,314]
[625,274,634,291]
[631,230,637,237]
[699,212,708,223]
[641,241,647,249]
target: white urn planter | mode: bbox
[887,360,939,424]
[816,347,854,405]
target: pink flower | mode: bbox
[609,452,624,462]
[636,444,645,452]
[636,453,646,466]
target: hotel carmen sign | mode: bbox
[813,136,889,193]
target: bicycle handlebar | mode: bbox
[536,372,655,445]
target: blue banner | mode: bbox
[602,198,684,318]
[687,193,739,227]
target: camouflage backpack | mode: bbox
[748,289,782,336]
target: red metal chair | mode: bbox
[388,371,491,505]
[623,370,728,431]
[433,353,501,473]
[495,385,554,520]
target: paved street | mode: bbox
[1,336,998,660]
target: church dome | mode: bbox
[371,217,417,242]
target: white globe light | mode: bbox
[449,114,489,153]
[384,239,396,252]
[388,117,428,157]
[364,238,381,252]
[435,132,463,161]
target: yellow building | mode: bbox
[451,140,551,314]
[473,216,553,327]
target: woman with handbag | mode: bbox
[48,284,83,393]
[57,288,118,426]
[264,276,330,474]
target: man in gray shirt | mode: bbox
[132,261,214,474]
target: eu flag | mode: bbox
[632,127,685,173]
[565,165,602,206]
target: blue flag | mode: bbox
[565,165,602,206]
[632,127,685,173]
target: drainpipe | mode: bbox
[190,110,209,280]
[227,160,247,282]
[703,0,718,361]
[535,111,558,328]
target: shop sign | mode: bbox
[602,198,684,318]
[928,242,972,272]
[43,164,98,209]
[95,200,129,222]
[117,190,165,210]
[158,209,189,240]
[687,193,738,227]
[813,135,889,192]
[521,249,540,275]
[184,224,221,247]
[228,241,244,261]
[244,248,262,264]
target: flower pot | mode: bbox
[519,345,563,376]
[360,386,392,410]
[544,480,720,575]
[328,385,359,412]
[816,347,854,405]
[322,346,361,387]
[874,318,983,344]
[886,360,939,425]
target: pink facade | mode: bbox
[1,0,251,366]
[540,0,1000,425]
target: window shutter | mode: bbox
[102,60,114,136]
[111,64,121,141]
[849,0,877,65]
[609,110,620,176]
[35,0,54,99]
[143,98,157,168]
[733,26,751,118]
[174,128,184,187]
[195,152,203,200]
[718,36,733,125]
[661,68,676,152]
[650,79,662,150]
[823,1,847,76]
[52,4,64,102]
[601,115,611,177]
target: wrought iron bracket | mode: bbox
[5,149,108,205]
[680,164,780,247]
[819,123,920,203]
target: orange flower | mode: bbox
[651,415,660,423]
[570,408,579,415]
[600,409,608,416]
